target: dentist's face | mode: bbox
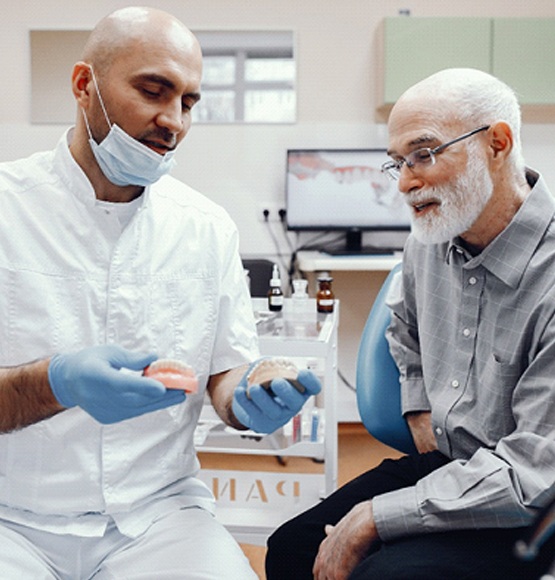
[86,29,202,156]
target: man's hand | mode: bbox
[48,345,186,424]
[232,361,321,434]
[313,500,379,580]
[406,411,438,453]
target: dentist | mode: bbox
[0,7,319,579]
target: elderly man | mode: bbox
[265,68,555,579]
[0,7,320,579]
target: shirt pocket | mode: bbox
[478,351,519,440]
[0,268,102,365]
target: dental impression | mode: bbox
[143,359,199,393]
[247,357,306,398]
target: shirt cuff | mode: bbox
[401,377,431,414]
[373,486,424,542]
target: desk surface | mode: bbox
[297,250,402,272]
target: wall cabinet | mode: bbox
[382,17,491,106]
[381,17,555,107]
[493,18,555,105]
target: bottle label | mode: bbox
[269,296,284,306]
[318,299,334,306]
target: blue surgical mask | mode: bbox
[82,67,177,187]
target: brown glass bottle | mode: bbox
[317,275,334,313]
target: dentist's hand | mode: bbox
[232,360,321,434]
[48,345,185,424]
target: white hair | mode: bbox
[400,68,525,174]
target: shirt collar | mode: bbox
[446,169,555,288]
[54,128,150,210]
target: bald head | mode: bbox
[69,6,203,195]
[82,7,200,73]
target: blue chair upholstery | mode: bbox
[356,264,418,455]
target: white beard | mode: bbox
[408,143,494,245]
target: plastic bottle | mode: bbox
[317,274,335,313]
[310,407,321,442]
[291,278,309,313]
[268,264,284,311]
[292,278,308,298]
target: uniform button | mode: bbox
[451,379,460,388]
[463,328,471,337]
[469,276,477,285]
[435,427,443,436]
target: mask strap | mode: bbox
[81,107,94,140]
[88,65,112,131]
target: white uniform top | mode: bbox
[0,130,259,538]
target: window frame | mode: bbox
[193,30,296,124]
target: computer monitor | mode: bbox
[285,148,411,254]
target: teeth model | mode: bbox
[143,359,199,393]
[246,358,305,398]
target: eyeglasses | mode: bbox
[381,125,490,180]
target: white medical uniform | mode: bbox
[0,130,260,578]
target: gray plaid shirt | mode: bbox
[374,169,555,541]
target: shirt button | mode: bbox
[451,379,460,388]
[469,276,477,285]
[463,328,471,337]
[435,427,443,436]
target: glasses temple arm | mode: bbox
[434,125,491,154]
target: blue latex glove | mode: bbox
[232,360,322,434]
[48,345,186,424]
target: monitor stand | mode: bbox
[323,230,398,256]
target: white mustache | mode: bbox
[405,189,442,207]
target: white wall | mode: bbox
[3,0,555,419]
[3,0,555,256]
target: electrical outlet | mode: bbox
[257,202,286,223]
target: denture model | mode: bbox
[143,359,199,393]
[246,358,305,398]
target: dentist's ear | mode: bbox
[71,61,93,106]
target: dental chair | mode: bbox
[356,263,417,455]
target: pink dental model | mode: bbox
[143,359,199,393]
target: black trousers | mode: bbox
[265,452,555,579]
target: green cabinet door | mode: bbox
[382,17,492,105]
[492,18,555,105]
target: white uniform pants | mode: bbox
[0,507,257,579]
